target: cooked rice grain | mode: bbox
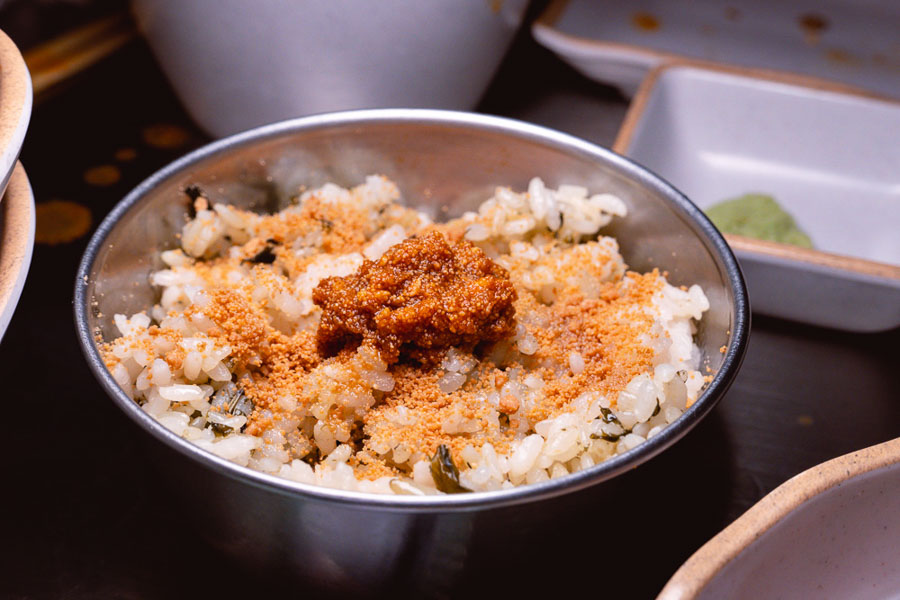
[102,176,710,494]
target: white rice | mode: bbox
[102,175,710,495]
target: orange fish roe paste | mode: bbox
[314,231,517,362]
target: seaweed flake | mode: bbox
[184,185,204,218]
[590,407,626,442]
[301,447,321,467]
[599,407,622,426]
[184,185,204,202]
[244,244,278,265]
[209,382,254,434]
[430,445,471,494]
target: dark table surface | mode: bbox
[2,12,899,600]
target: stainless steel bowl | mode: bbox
[74,109,749,595]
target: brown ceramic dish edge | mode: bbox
[657,436,900,599]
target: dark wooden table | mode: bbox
[2,15,898,600]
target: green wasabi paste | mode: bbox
[705,194,813,248]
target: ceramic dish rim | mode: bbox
[0,28,33,195]
[657,436,900,599]
[533,0,699,66]
[0,162,36,338]
[532,0,900,101]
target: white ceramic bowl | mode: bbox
[659,436,900,599]
[131,0,528,137]
[0,162,35,342]
[0,28,32,195]
[614,63,900,332]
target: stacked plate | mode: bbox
[0,29,34,341]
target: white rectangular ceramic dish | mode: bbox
[614,63,900,332]
[533,0,900,99]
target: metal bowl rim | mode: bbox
[74,108,749,512]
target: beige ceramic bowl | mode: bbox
[0,29,32,195]
[660,436,900,599]
[0,162,35,341]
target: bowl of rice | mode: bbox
[75,109,749,593]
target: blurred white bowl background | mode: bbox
[131,0,529,138]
